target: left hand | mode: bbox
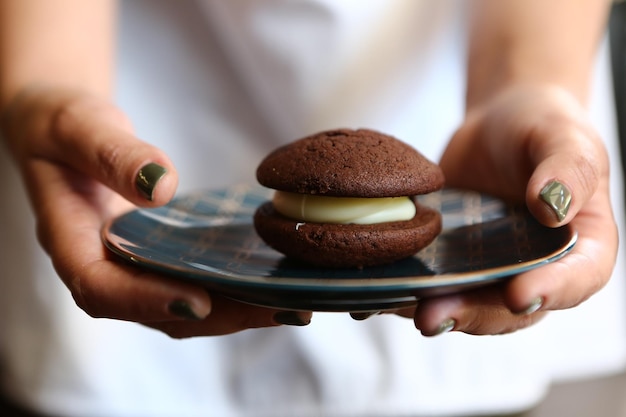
[1,87,312,338]
[399,84,617,335]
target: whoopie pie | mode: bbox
[253,128,445,268]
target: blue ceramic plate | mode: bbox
[102,184,576,311]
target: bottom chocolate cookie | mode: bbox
[253,200,442,268]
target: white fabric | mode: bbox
[0,1,625,416]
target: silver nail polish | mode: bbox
[516,296,544,316]
[432,318,456,336]
[540,181,571,222]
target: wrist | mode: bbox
[465,0,609,110]
[465,77,588,115]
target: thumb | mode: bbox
[524,120,607,227]
[40,95,177,206]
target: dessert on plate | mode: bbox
[253,128,445,268]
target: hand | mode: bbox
[405,84,617,335]
[1,87,311,338]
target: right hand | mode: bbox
[408,84,616,336]
[1,87,311,338]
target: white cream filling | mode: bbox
[272,191,416,225]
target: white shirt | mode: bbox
[0,1,624,416]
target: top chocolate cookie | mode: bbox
[256,128,444,197]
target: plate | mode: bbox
[102,184,577,312]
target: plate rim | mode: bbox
[101,202,577,295]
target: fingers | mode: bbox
[441,85,608,229]
[413,286,547,337]
[349,287,545,335]
[79,253,312,337]
[5,89,177,207]
[412,197,616,336]
[505,192,617,313]
[524,117,608,227]
[28,159,311,336]
[49,96,178,206]
[29,156,209,318]
[145,295,312,338]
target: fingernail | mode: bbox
[431,318,456,336]
[515,296,544,316]
[350,311,380,321]
[273,311,311,326]
[168,300,206,320]
[540,180,571,222]
[136,162,167,201]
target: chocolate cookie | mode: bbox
[256,128,444,197]
[254,128,445,268]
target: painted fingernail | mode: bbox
[431,318,456,336]
[136,162,167,201]
[350,311,381,321]
[273,311,311,326]
[515,296,544,316]
[540,180,571,222]
[168,300,206,320]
